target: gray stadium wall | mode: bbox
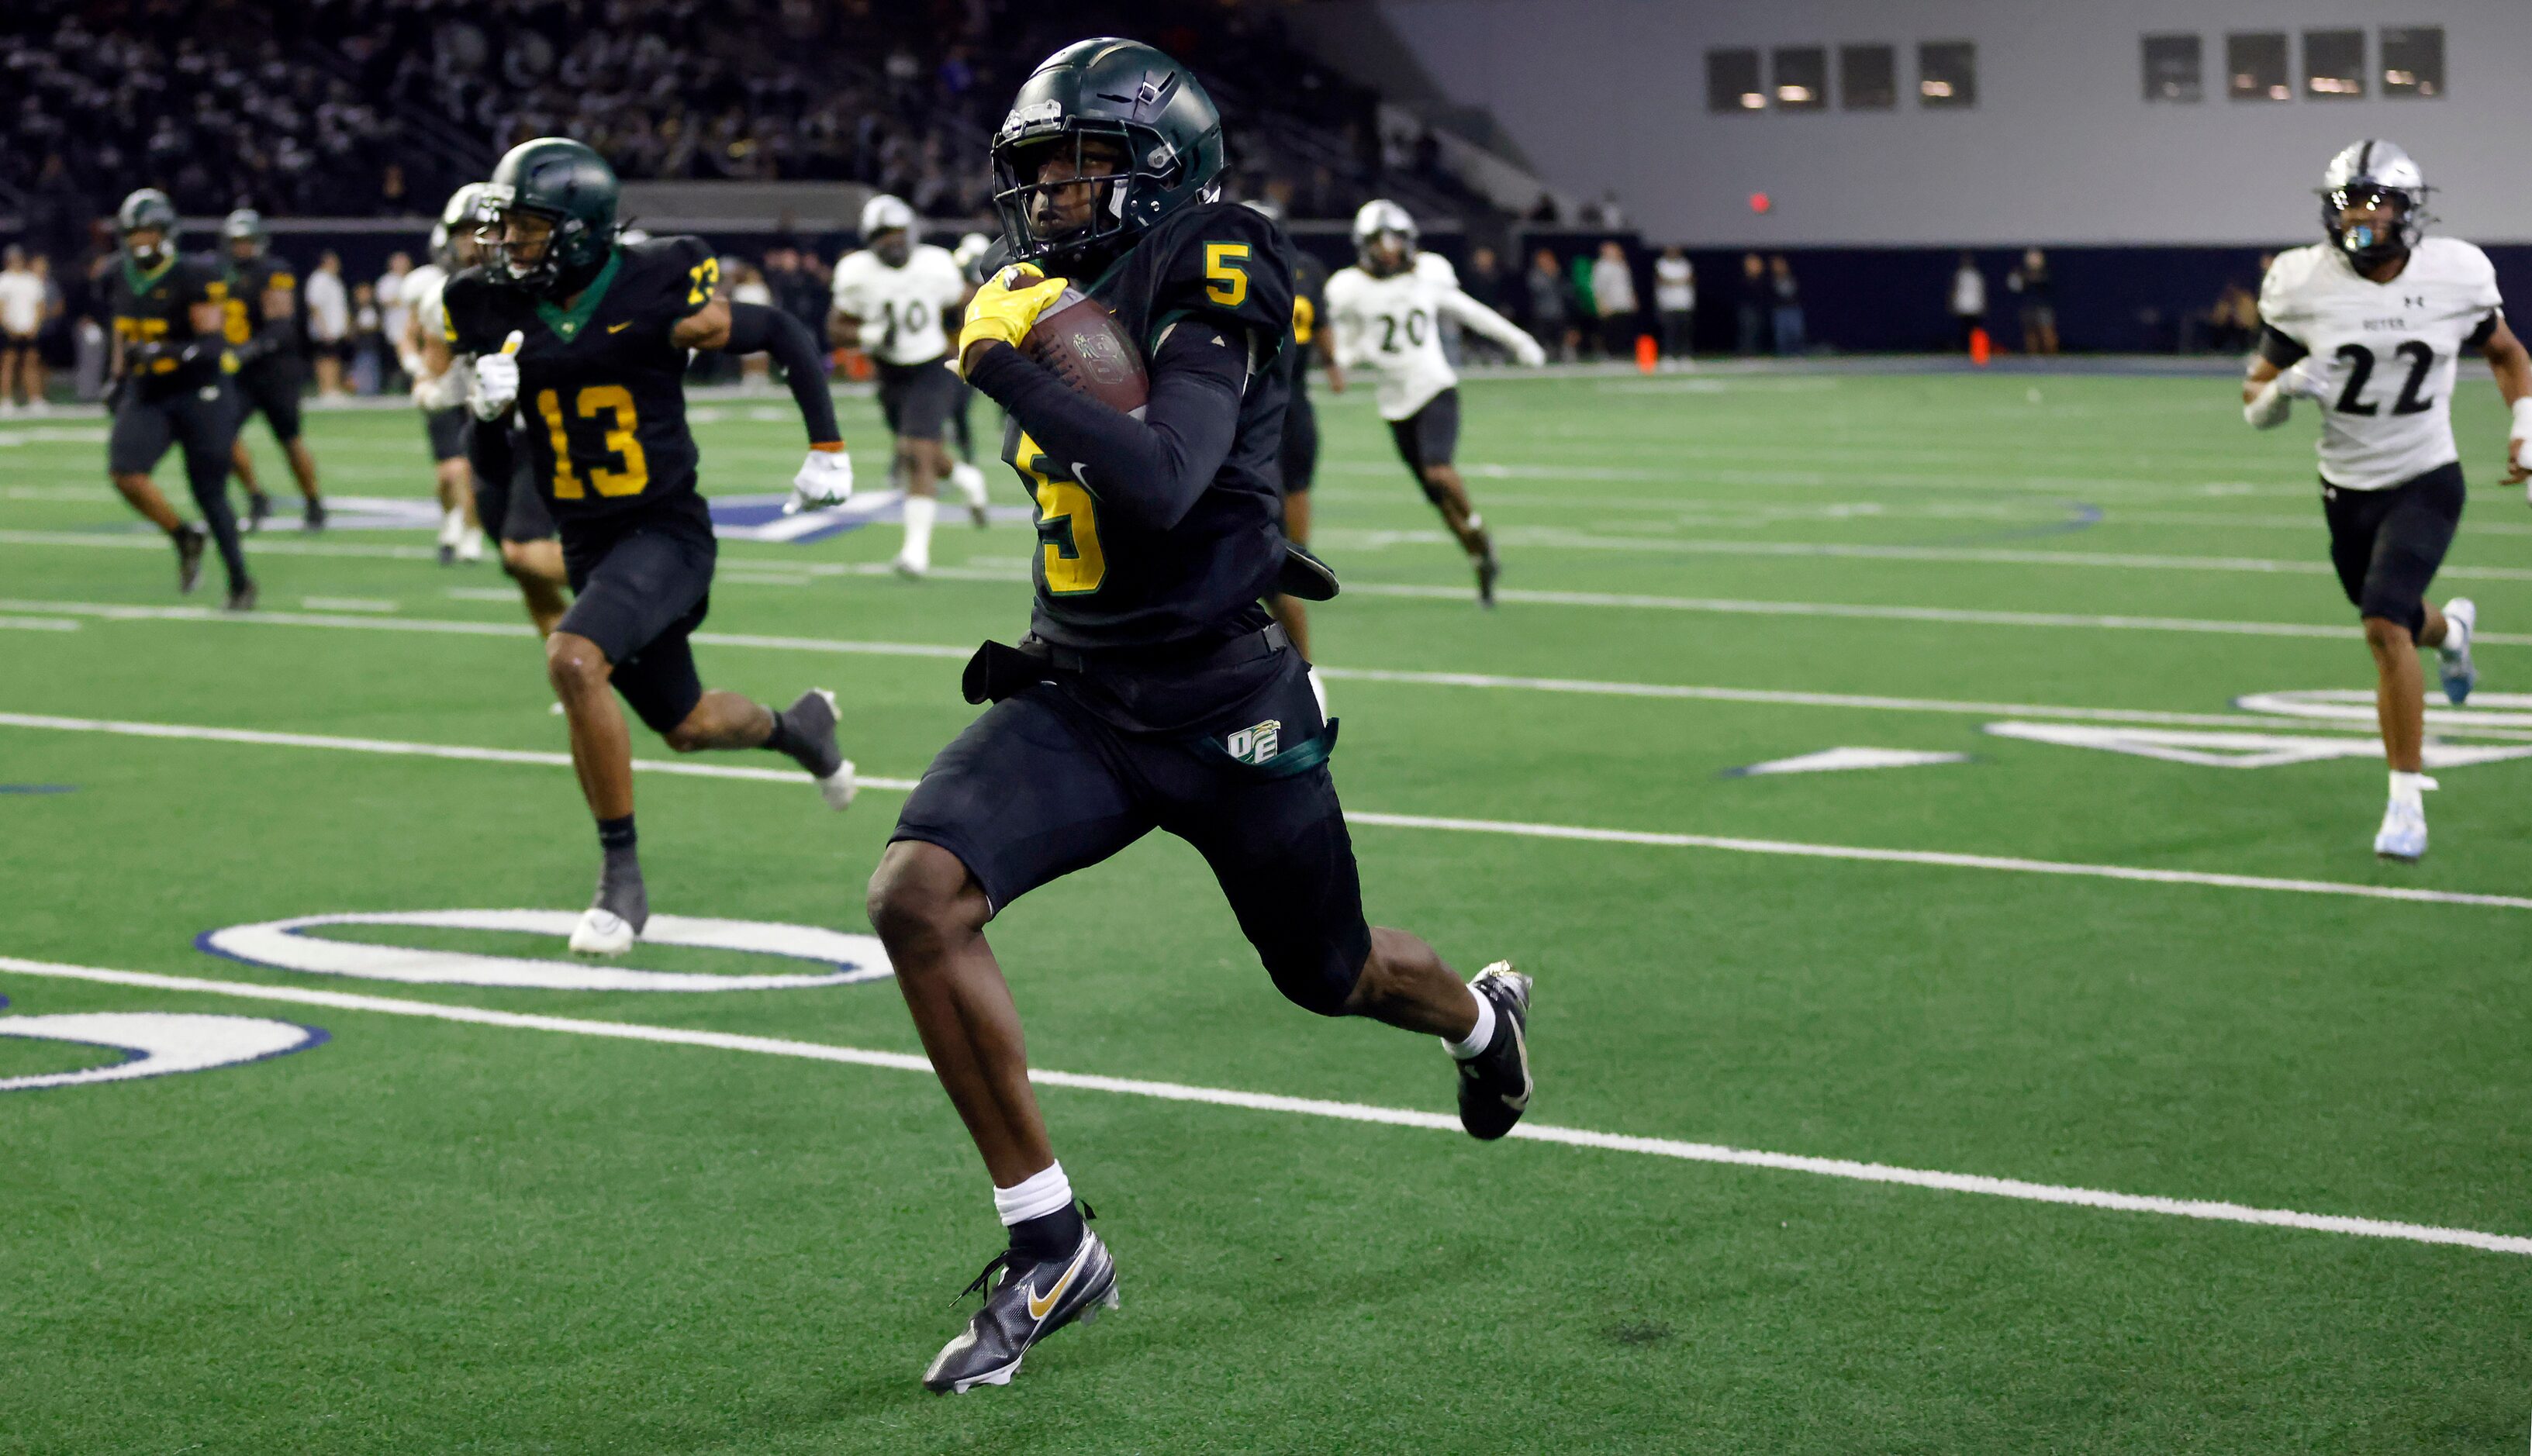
[1372,0,2532,248]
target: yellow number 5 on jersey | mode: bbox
[1014,433,1106,594]
[1204,243,1250,309]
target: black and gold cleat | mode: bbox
[923,1227,1119,1394]
[1455,962,1532,1140]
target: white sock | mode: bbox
[901,493,937,564]
[993,1160,1074,1227]
[952,461,988,506]
[1443,982,1497,1061]
[1307,666,1329,718]
[437,505,464,547]
[2389,770,2426,810]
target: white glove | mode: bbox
[785,447,855,515]
[2275,358,2331,402]
[411,368,463,412]
[1511,334,1547,367]
[468,331,522,421]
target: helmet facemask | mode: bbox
[2324,183,2426,271]
[993,123,1193,271]
[477,187,606,297]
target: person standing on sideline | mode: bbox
[1653,246,1694,361]
[1735,252,1767,355]
[1950,252,1986,352]
[1590,240,1638,360]
[2009,247,2058,354]
[375,251,415,391]
[0,247,47,409]
[304,251,350,397]
[1525,247,1574,361]
[1769,254,1804,356]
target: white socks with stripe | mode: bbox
[1443,982,1497,1061]
[993,1161,1075,1227]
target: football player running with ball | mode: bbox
[828,194,986,575]
[864,40,1534,1396]
[443,137,862,954]
[1324,198,1546,606]
[102,188,256,609]
[2244,140,2532,861]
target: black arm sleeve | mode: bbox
[723,302,842,443]
[966,322,1249,533]
[2256,321,2310,368]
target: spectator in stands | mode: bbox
[0,247,47,411]
[1736,253,1767,356]
[2008,247,2057,354]
[1591,240,1639,360]
[1526,248,1576,362]
[375,252,415,392]
[306,252,351,399]
[1653,247,1694,361]
[1950,252,1987,352]
[1769,255,1804,356]
[349,281,385,395]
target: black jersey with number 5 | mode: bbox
[999,202,1296,650]
[442,236,720,528]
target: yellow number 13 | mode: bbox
[534,385,651,500]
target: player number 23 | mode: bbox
[1204,243,1250,309]
[535,385,651,499]
[686,257,721,307]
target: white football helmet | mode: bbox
[432,182,492,267]
[860,193,917,241]
[2319,140,2431,267]
[1352,198,1417,275]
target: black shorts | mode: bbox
[233,357,303,443]
[109,383,236,476]
[556,503,716,735]
[1387,388,1460,477]
[891,637,1372,1016]
[2322,461,2464,637]
[467,420,557,543]
[423,405,468,463]
[876,357,959,442]
[1280,386,1318,495]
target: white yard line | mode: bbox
[5,711,2528,913]
[0,596,2447,730]
[0,616,80,632]
[1,954,2523,1258]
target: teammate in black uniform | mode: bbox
[863,40,1535,1396]
[442,137,862,955]
[1246,198,1335,699]
[102,188,255,609]
[217,210,326,531]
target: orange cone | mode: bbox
[1636,333,1658,373]
[1969,327,1991,367]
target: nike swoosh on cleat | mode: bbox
[1024,1242,1092,1321]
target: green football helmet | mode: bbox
[990,39,1225,271]
[116,188,179,266]
[480,136,620,295]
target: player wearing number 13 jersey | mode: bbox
[2244,139,2532,862]
[444,137,862,956]
[865,39,1534,1398]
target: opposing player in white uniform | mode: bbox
[1325,199,1544,606]
[2244,140,2532,861]
[411,182,572,633]
[945,231,997,501]
[830,195,983,577]
[402,185,487,564]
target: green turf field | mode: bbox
[4,366,2530,1453]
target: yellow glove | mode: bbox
[956,264,1069,377]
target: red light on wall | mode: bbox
[1750,191,1772,213]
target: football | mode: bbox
[1019,284,1150,416]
